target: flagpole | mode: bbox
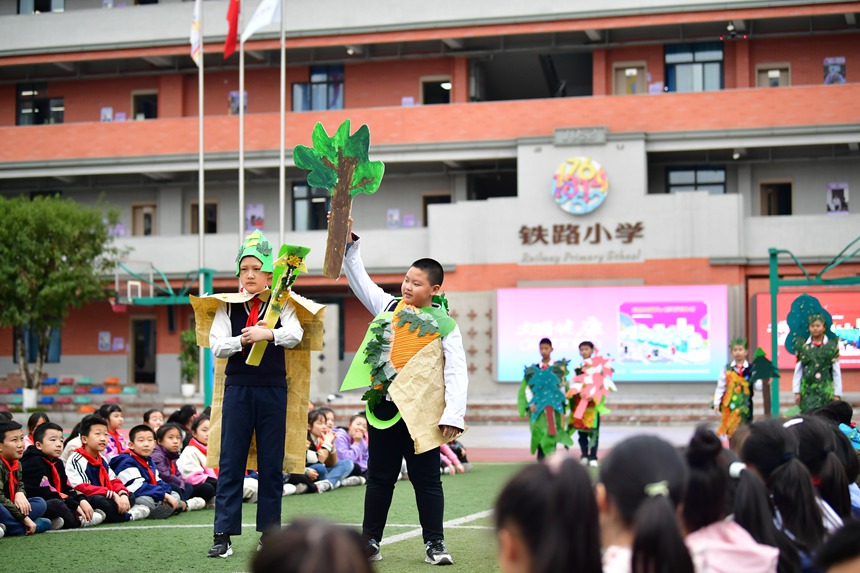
[194,0,208,399]
[278,0,286,247]
[238,0,245,247]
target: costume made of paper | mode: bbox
[567,355,615,436]
[339,237,468,454]
[793,335,842,412]
[518,360,572,457]
[714,360,752,438]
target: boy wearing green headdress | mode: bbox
[793,314,842,412]
[713,338,757,439]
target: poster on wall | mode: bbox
[386,208,401,229]
[245,203,264,235]
[228,90,248,115]
[98,331,111,352]
[823,57,847,84]
[752,292,860,369]
[826,183,849,214]
[496,285,728,382]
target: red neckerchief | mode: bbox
[245,297,261,329]
[43,457,68,499]
[170,459,177,475]
[109,431,125,455]
[74,447,111,488]
[1,457,19,499]
[130,452,157,485]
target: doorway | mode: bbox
[130,317,157,384]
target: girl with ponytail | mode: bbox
[598,435,693,573]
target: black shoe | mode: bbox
[208,533,232,558]
[366,537,382,561]
[425,539,453,565]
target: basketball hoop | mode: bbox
[109,297,127,313]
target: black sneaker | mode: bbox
[208,533,232,558]
[366,537,382,561]
[425,539,453,565]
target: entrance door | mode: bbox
[131,317,157,384]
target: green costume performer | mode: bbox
[786,295,843,414]
[518,360,573,457]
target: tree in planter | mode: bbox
[0,195,120,391]
[178,328,199,389]
[293,120,385,279]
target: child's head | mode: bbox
[579,341,594,360]
[808,314,826,338]
[33,422,65,460]
[598,435,692,573]
[682,427,728,533]
[80,416,110,454]
[98,403,123,431]
[27,412,50,436]
[729,338,748,362]
[0,420,25,462]
[168,404,198,429]
[156,423,184,453]
[815,520,860,573]
[347,414,367,438]
[823,400,853,426]
[128,424,157,458]
[495,455,601,573]
[539,338,553,361]
[308,410,327,438]
[235,231,274,295]
[0,411,13,421]
[143,409,164,432]
[402,258,443,308]
[316,407,335,430]
[252,518,373,573]
[191,415,210,446]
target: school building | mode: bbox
[0,0,858,410]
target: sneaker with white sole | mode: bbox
[34,518,52,534]
[208,533,232,558]
[589,459,599,467]
[88,509,106,527]
[425,540,453,565]
[316,480,332,493]
[127,504,151,521]
[0,523,6,539]
[339,476,365,487]
[186,497,206,511]
[366,537,382,561]
[50,517,65,530]
[282,483,297,496]
[294,483,309,495]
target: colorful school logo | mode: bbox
[551,157,608,215]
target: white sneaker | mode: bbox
[0,523,6,539]
[316,480,332,493]
[50,517,65,530]
[589,459,599,468]
[186,497,206,511]
[282,483,297,496]
[580,457,589,466]
[90,509,106,526]
[339,476,365,487]
[127,504,151,521]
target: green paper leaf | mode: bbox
[293,145,337,190]
[350,160,384,198]
[344,124,370,162]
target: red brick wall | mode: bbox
[346,58,454,108]
[750,35,860,87]
[57,76,160,123]
[600,45,664,94]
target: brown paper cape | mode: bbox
[386,338,467,454]
[190,291,325,473]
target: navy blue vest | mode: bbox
[224,299,286,387]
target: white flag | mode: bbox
[241,0,280,44]
[189,0,202,67]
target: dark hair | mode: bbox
[129,424,155,442]
[80,416,109,438]
[98,403,122,420]
[156,423,184,442]
[190,414,209,434]
[810,407,840,426]
[539,338,552,347]
[252,518,373,573]
[830,425,860,485]
[167,404,197,427]
[308,409,326,426]
[785,416,850,520]
[348,413,366,426]
[316,407,334,421]
[579,341,595,350]
[0,420,23,443]
[600,435,693,573]
[33,422,64,445]
[143,408,163,424]
[27,412,49,434]
[410,258,444,287]
[67,414,97,443]
[741,418,825,553]
[495,456,601,573]
[823,400,854,426]
[0,411,13,421]
[814,520,860,571]
[683,426,727,533]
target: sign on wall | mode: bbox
[496,285,728,382]
[551,157,608,215]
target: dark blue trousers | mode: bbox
[214,384,286,536]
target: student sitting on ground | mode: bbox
[143,409,165,434]
[21,422,104,529]
[65,416,150,522]
[23,412,49,449]
[178,416,251,501]
[152,423,214,508]
[306,409,358,493]
[98,403,128,461]
[333,413,369,480]
[0,420,52,536]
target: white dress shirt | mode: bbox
[209,289,303,358]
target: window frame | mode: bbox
[189,200,219,235]
[291,65,344,112]
[419,75,452,105]
[664,43,724,93]
[291,183,331,231]
[131,89,158,120]
[755,63,791,88]
[612,61,648,95]
[665,166,727,195]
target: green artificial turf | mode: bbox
[4,463,524,573]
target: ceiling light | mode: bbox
[440,82,452,90]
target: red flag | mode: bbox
[223,0,240,60]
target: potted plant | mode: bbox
[178,329,199,398]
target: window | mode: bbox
[292,65,344,112]
[613,63,647,95]
[132,204,157,236]
[422,194,451,226]
[132,91,158,120]
[667,167,726,194]
[13,327,61,364]
[293,184,330,231]
[16,83,64,125]
[756,64,790,88]
[665,43,723,93]
[760,182,792,216]
[18,0,64,14]
[421,76,452,105]
[190,202,218,234]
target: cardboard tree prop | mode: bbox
[293,120,385,279]
[567,355,616,425]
